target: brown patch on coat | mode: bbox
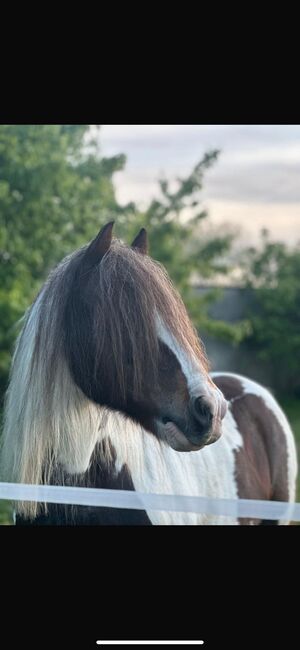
[231,393,289,525]
[213,374,244,402]
[16,439,152,526]
[212,375,290,525]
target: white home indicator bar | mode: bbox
[96,641,204,645]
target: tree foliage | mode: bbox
[242,230,300,396]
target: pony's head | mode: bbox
[1,223,227,511]
[63,222,227,451]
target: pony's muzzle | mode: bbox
[161,394,227,452]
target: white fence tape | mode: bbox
[0,482,300,520]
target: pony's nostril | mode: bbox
[193,397,213,425]
[194,396,205,414]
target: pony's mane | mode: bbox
[1,238,208,518]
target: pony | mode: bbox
[1,223,297,525]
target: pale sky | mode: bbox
[98,125,300,247]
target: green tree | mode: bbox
[242,231,300,396]
[0,125,128,394]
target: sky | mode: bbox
[98,125,300,247]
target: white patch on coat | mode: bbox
[105,406,243,525]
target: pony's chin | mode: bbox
[161,421,206,452]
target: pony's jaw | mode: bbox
[154,418,221,452]
[160,420,207,451]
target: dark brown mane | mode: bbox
[60,238,208,406]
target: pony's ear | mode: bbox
[82,221,114,268]
[131,228,148,255]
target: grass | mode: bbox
[1,398,300,526]
[0,500,13,525]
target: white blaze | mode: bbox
[155,316,207,396]
[155,316,227,422]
